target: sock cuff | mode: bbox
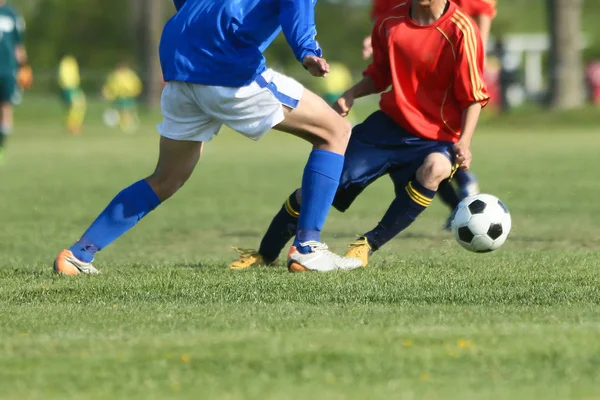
[305,149,344,180]
[137,179,162,209]
[406,180,435,208]
[284,192,300,218]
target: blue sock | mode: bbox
[294,149,344,253]
[365,180,436,250]
[69,179,161,262]
[258,192,300,262]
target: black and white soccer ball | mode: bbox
[451,194,512,253]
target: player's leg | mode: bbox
[360,152,453,256]
[229,189,300,270]
[66,90,86,135]
[454,169,480,199]
[217,70,359,271]
[0,75,16,163]
[439,169,480,230]
[55,137,202,275]
[437,179,461,230]
[0,101,12,162]
[54,82,214,275]
[275,89,357,271]
[229,111,392,270]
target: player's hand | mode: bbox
[17,65,33,90]
[333,92,354,117]
[302,55,330,78]
[362,36,373,60]
[454,141,472,170]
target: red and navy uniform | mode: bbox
[332,0,488,212]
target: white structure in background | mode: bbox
[488,33,589,102]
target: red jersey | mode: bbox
[453,0,497,18]
[373,0,497,21]
[364,1,489,143]
[371,0,398,19]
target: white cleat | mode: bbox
[287,241,363,272]
[54,249,100,276]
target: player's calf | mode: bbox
[362,152,452,254]
[146,137,203,201]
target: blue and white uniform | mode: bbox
[158,0,322,142]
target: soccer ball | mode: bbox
[451,194,512,253]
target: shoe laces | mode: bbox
[348,237,371,251]
[232,247,261,258]
[298,241,330,253]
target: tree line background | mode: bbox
[14,0,600,109]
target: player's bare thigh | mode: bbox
[416,152,453,190]
[274,88,351,155]
[145,136,203,202]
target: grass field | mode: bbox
[1,97,600,399]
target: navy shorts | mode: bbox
[333,111,455,212]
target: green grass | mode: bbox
[1,97,600,399]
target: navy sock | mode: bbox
[294,149,344,253]
[69,179,161,262]
[454,169,476,187]
[365,180,436,250]
[437,179,460,210]
[258,192,300,262]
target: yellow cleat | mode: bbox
[345,237,372,267]
[229,247,275,270]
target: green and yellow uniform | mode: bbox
[0,3,25,104]
[58,55,86,134]
[102,67,143,110]
[102,66,143,133]
[316,62,353,105]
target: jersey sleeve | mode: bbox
[173,0,187,11]
[453,24,489,109]
[362,18,392,92]
[279,0,323,63]
[474,0,497,18]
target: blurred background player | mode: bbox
[58,54,86,135]
[0,0,30,163]
[316,61,354,123]
[102,61,143,134]
[317,62,354,105]
[230,0,488,269]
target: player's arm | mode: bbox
[14,15,33,90]
[335,19,391,116]
[473,14,492,49]
[279,0,327,77]
[453,24,489,170]
[471,0,496,51]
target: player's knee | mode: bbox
[321,117,351,150]
[416,154,452,189]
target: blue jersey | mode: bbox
[160,0,322,87]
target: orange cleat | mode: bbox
[53,249,100,276]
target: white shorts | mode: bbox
[158,69,304,142]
